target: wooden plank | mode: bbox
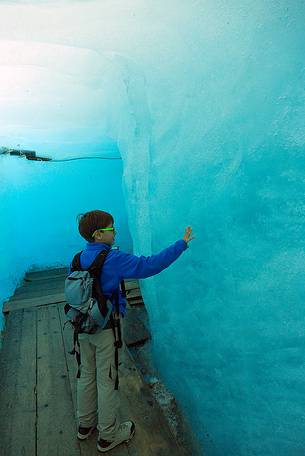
[124,280,139,292]
[3,293,66,313]
[128,299,144,307]
[12,283,64,300]
[0,308,36,456]
[25,267,68,280]
[36,304,81,456]
[57,303,78,413]
[126,289,142,300]
[24,273,67,282]
[18,276,66,290]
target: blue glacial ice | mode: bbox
[0,1,305,455]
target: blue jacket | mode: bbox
[70,239,188,315]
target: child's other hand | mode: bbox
[183,226,195,244]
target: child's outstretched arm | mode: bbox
[116,226,194,280]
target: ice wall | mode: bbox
[0,154,132,330]
[0,1,305,455]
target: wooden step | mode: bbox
[19,275,68,288]
[13,283,64,300]
[128,298,144,307]
[25,267,68,281]
[3,293,66,314]
[126,288,142,300]
[124,280,139,291]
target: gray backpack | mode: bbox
[64,250,112,333]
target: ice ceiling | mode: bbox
[1,1,305,455]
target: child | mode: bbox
[73,209,194,453]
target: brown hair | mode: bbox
[77,210,114,242]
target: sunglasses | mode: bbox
[92,227,115,238]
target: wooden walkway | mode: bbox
[0,268,188,456]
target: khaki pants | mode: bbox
[77,320,124,441]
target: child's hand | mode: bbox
[183,226,195,244]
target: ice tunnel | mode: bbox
[0,1,305,455]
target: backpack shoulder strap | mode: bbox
[88,250,109,279]
[71,251,82,272]
[70,249,108,275]
[89,250,110,319]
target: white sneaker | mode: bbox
[77,425,95,440]
[97,420,135,453]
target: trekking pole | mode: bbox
[113,314,123,349]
